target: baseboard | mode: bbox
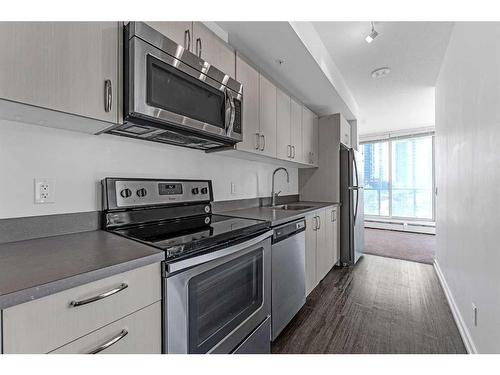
[365,220,435,234]
[433,259,477,354]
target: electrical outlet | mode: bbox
[472,303,478,326]
[35,178,55,204]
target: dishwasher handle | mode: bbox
[272,219,306,244]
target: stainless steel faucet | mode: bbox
[271,167,290,206]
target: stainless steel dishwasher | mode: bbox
[271,218,306,341]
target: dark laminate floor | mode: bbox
[272,254,466,354]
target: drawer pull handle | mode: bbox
[87,329,128,354]
[70,283,128,307]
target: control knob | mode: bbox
[136,188,147,197]
[120,188,132,198]
[201,187,208,194]
[192,187,199,195]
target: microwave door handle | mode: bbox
[225,89,236,134]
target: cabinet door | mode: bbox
[259,74,277,158]
[290,98,303,162]
[193,22,235,78]
[0,22,119,124]
[340,116,352,148]
[323,207,339,277]
[302,106,314,165]
[235,54,260,153]
[276,87,291,160]
[305,213,318,296]
[315,209,329,284]
[145,21,193,50]
[332,208,340,265]
[311,114,319,166]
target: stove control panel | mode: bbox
[108,179,212,209]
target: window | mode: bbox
[362,134,434,221]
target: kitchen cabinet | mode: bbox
[305,213,318,296]
[258,74,278,158]
[305,206,338,295]
[50,302,161,354]
[145,21,193,50]
[291,98,304,163]
[0,22,120,132]
[318,207,339,283]
[145,22,235,78]
[235,54,260,153]
[192,22,235,78]
[2,263,161,354]
[277,90,304,163]
[340,116,352,148]
[276,88,292,160]
[302,107,319,167]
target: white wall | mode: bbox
[435,22,500,353]
[0,120,298,219]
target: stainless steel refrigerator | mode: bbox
[340,146,365,265]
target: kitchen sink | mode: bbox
[272,204,315,211]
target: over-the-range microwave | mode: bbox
[107,22,243,151]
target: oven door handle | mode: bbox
[167,230,273,274]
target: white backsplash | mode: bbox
[0,119,298,219]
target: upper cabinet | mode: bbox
[258,75,277,158]
[192,23,236,78]
[276,88,291,160]
[235,54,260,153]
[290,98,304,164]
[0,22,120,132]
[145,21,192,49]
[302,107,319,167]
[147,22,236,79]
[340,116,352,148]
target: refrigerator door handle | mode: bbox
[352,149,360,225]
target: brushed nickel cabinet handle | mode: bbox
[104,79,112,113]
[287,144,291,158]
[87,329,128,354]
[184,29,191,50]
[292,145,296,159]
[317,215,321,230]
[255,133,260,150]
[196,38,202,58]
[260,134,265,151]
[70,283,128,307]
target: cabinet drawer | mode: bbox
[50,302,161,354]
[2,263,161,353]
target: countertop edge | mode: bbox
[0,251,164,310]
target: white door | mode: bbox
[145,22,193,50]
[235,54,260,153]
[259,74,277,158]
[302,106,314,164]
[290,98,303,162]
[315,209,329,284]
[0,22,119,124]
[305,213,318,296]
[192,22,235,78]
[276,87,291,160]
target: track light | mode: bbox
[365,22,378,43]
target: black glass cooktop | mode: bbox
[111,214,270,261]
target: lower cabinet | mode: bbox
[305,206,339,296]
[50,302,161,354]
[1,263,161,354]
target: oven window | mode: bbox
[146,55,225,129]
[188,249,263,353]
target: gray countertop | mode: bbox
[0,230,164,310]
[219,201,340,227]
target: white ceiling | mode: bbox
[312,22,454,135]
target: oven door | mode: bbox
[127,35,242,143]
[165,231,271,354]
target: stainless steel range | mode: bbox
[102,178,272,354]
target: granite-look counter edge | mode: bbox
[0,230,164,310]
[218,201,341,227]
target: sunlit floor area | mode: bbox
[364,228,435,264]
